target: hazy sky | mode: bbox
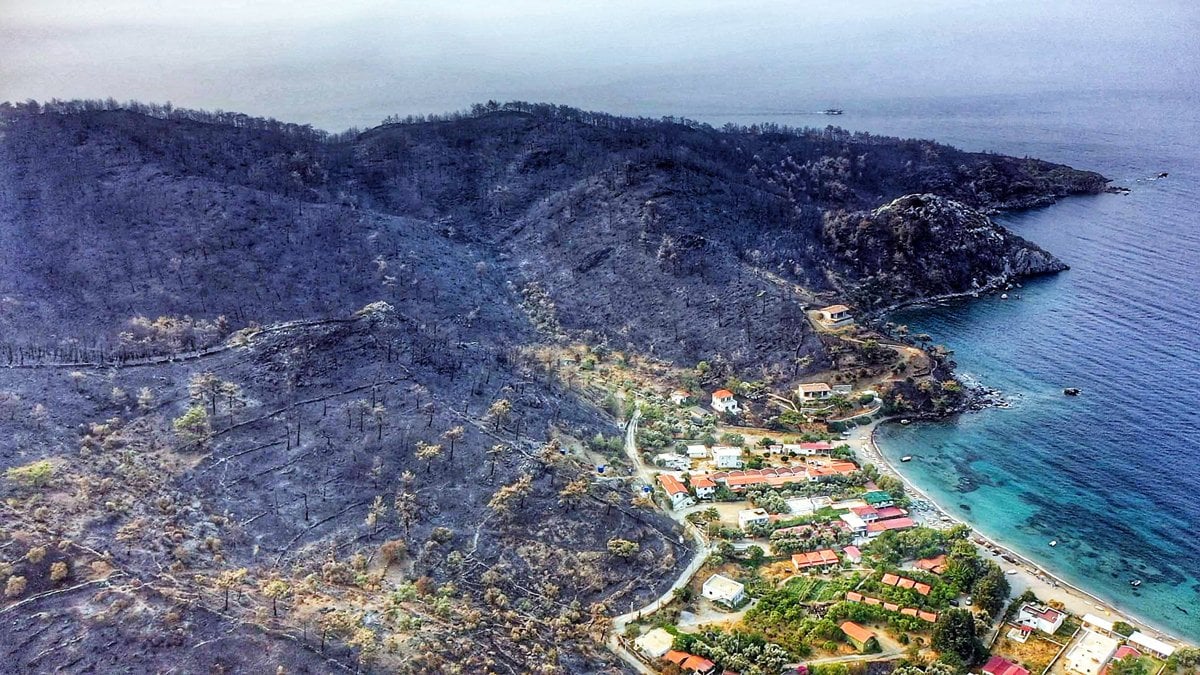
[1,0,1196,130]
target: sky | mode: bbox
[1,0,1197,130]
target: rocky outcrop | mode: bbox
[822,193,1067,308]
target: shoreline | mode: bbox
[852,418,1188,647]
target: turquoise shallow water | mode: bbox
[706,89,1200,638]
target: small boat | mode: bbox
[1131,579,1142,587]
[900,419,911,425]
[1049,540,1057,547]
[1064,388,1081,396]
[822,108,844,115]
[1000,293,1009,299]
[1157,172,1169,178]
[1006,569,1018,575]
[901,456,913,462]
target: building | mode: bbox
[1064,629,1120,675]
[1099,646,1142,675]
[691,476,717,500]
[1082,614,1116,635]
[711,389,740,414]
[1018,603,1066,634]
[914,554,948,574]
[797,382,833,401]
[701,573,747,607]
[657,474,694,510]
[1128,632,1176,659]
[982,656,1031,675]
[839,512,867,535]
[842,545,862,564]
[663,650,717,675]
[817,304,854,326]
[784,441,834,455]
[738,508,770,531]
[862,490,894,507]
[686,444,710,459]
[866,517,915,536]
[634,627,675,659]
[791,549,840,572]
[839,621,878,653]
[654,453,691,471]
[712,446,744,469]
[879,573,930,595]
[670,390,690,405]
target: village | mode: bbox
[558,305,1194,675]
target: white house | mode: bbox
[670,390,690,405]
[1064,629,1118,675]
[712,446,744,469]
[634,627,675,660]
[657,474,694,510]
[817,304,853,326]
[797,382,833,401]
[711,389,740,414]
[1017,604,1066,634]
[738,508,770,531]
[654,453,691,471]
[1129,632,1176,659]
[686,444,710,459]
[691,476,718,500]
[839,512,867,535]
[702,574,747,607]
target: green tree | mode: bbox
[1111,621,1135,637]
[970,564,1011,617]
[262,578,290,617]
[5,460,54,488]
[1108,656,1149,675]
[932,608,983,665]
[173,405,211,445]
[607,539,640,558]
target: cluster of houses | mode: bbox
[839,495,917,537]
[994,603,1178,675]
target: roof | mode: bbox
[843,545,862,559]
[1129,632,1176,657]
[918,610,938,622]
[915,554,948,572]
[862,490,893,504]
[712,389,734,399]
[657,473,688,496]
[840,621,875,644]
[913,582,931,595]
[799,441,834,451]
[702,574,745,600]
[791,549,840,569]
[1082,613,1115,633]
[874,506,907,520]
[691,476,717,489]
[634,627,675,659]
[983,656,1031,675]
[712,446,743,456]
[821,304,851,313]
[881,573,900,586]
[665,650,716,672]
[846,591,864,602]
[867,517,915,533]
[900,607,918,617]
[798,382,832,393]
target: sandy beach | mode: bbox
[848,419,1188,647]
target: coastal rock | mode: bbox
[822,193,1068,308]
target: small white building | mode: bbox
[797,382,833,401]
[1064,629,1119,675]
[634,627,675,659]
[738,508,770,531]
[686,444,710,459]
[657,474,694,510]
[711,389,740,414]
[1017,604,1066,634]
[1128,632,1176,659]
[817,304,853,326]
[712,446,744,469]
[654,453,691,471]
[670,390,690,405]
[1082,613,1116,635]
[691,476,718,500]
[702,574,747,607]
[840,512,867,535]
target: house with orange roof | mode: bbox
[866,517,915,536]
[797,382,833,401]
[983,656,1030,675]
[840,621,878,653]
[843,545,862,563]
[670,390,691,405]
[663,650,717,674]
[690,475,717,499]
[657,473,694,510]
[711,389,740,415]
[914,554,948,574]
[918,610,939,623]
[791,549,840,572]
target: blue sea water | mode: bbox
[708,89,1200,638]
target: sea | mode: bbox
[705,89,1200,639]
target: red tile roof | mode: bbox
[657,474,688,496]
[840,621,875,644]
[883,602,900,612]
[915,554,948,573]
[983,656,1030,675]
[867,517,915,533]
[791,549,840,569]
[900,607,919,617]
[799,441,834,451]
[665,650,716,672]
[897,578,916,589]
[691,476,716,489]
[874,506,907,520]
[913,582,932,596]
[881,573,900,585]
[842,545,862,561]
[713,389,734,399]
[918,610,939,623]
[846,591,864,602]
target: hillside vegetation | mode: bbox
[0,99,1105,673]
